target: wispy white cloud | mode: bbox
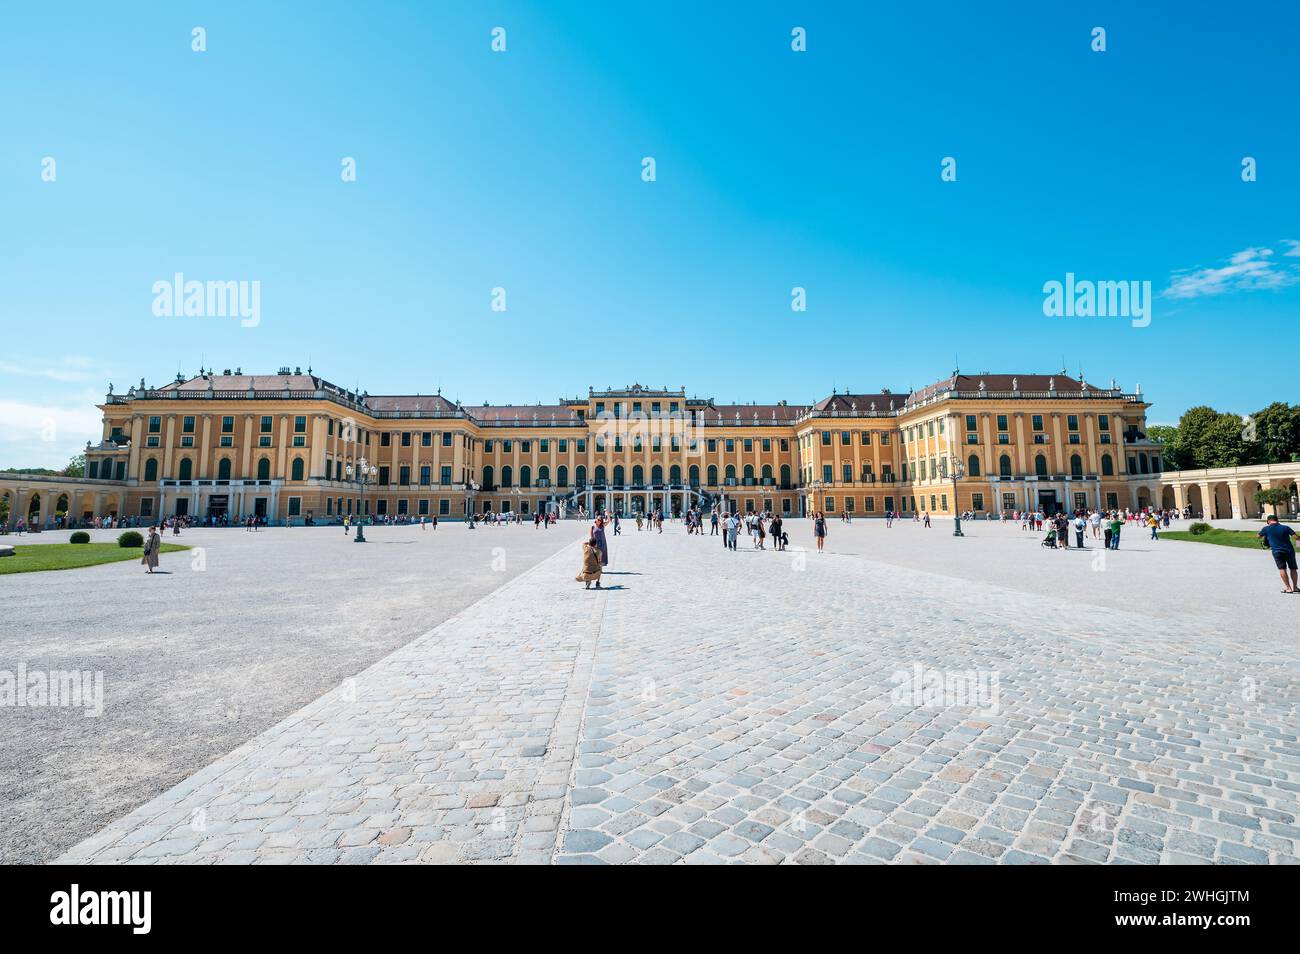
[0,356,100,383]
[1163,244,1300,299]
[0,398,104,470]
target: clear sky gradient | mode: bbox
[2,1,1297,467]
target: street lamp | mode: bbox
[465,480,480,525]
[949,456,965,537]
[346,458,376,542]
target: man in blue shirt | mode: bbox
[1257,515,1298,593]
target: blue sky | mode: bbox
[2,1,1297,467]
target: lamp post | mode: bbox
[949,457,965,537]
[347,458,376,542]
[466,480,480,525]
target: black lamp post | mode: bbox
[950,457,965,537]
[347,458,375,542]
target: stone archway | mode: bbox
[1186,484,1204,517]
[1239,479,1263,519]
[1212,482,1233,519]
[1161,485,1176,510]
[1136,486,1153,510]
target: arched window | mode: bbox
[257,457,271,481]
[725,464,736,480]
[966,454,980,477]
[574,465,586,487]
[217,458,232,480]
[538,466,549,485]
[761,464,773,480]
[593,465,605,485]
[613,465,625,486]
[707,465,718,485]
[1070,454,1083,478]
[1101,454,1114,476]
[688,465,699,486]
[669,465,681,485]
[178,457,193,481]
[556,465,568,487]
[482,465,494,489]
[743,464,755,481]
[520,466,531,488]
[291,457,305,481]
[780,464,791,487]
[651,465,663,485]
[999,454,1012,477]
[144,458,159,481]
[1034,454,1048,477]
[632,465,644,486]
[500,466,513,487]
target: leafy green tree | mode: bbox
[1246,402,1300,464]
[63,454,86,478]
[1147,424,1185,468]
[1255,486,1291,516]
[1174,406,1250,468]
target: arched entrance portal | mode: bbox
[1186,484,1204,518]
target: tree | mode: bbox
[1246,402,1300,464]
[1147,425,1186,469]
[63,454,86,478]
[1255,487,1292,517]
[1174,406,1250,469]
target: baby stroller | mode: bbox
[1041,527,1058,549]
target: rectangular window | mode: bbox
[381,432,391,447]
[401,431,411,447]
[1067,415,1079,431]
[845,497,855,512]
[418,499,429,515]
[967,434,979,444]
[576,439,586,453]
[824,496,835,511]
[149,416,162,433]
[399,466,410,486]
[762,438,772,451]
[422,431,432,447]
[1098,415,1110,431]
[397,498,409,516]
[292,436,305,447]
[972,493,984,511]
[881,433,890,445]
[744,438,753,452]
[219,436,231,447]
[1032,414,1043,431]
[864,497,875,512]
[521,441,531,453]
[821,431,831,446]
[420,466,431,486]
[503,440,513,453]
[996,414,1008,431]
[998,433,1010,444]
[860,431,871,445]
[261,416,273,433]
[182,416,195,433]
[378,466,390,486]
[965,415,977,432]
[180,436,194,447]
[295,416,307,433]
[558,439,567,453]
[440,466,452,485]
[439,498,450,515]
[259,436,271,447]
[842,464,852,482]
[822,464,833,482]
[780,439,789,451]
[1002,492,1016,512]
[540,439,549,453]
[841,431,850,445]
[288,497,301,516]
[140,497,154,516]
[442,433,452,447]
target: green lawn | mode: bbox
[1162,529,1270,550]
[0,542,189,574]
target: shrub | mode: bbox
[1188,522,1212,535]
[117,530,144,548]
[69,531,90,544]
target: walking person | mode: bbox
[1074,512,1086,549]
[590,517,609,570]
[1109,512,1122,550]
[141,525,161,574]
[1257,514,1298,594]
[814,510,827,552]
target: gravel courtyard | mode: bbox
[36,516,1300,865]
[0,521,586,863]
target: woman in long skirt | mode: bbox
[591,517,609,567]
[141,526,161,573]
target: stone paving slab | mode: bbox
[56,522,1300,864]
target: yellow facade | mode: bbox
[6,369,1165,526]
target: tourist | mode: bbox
[1074,512,1086,548]
[814,510,827,552]
[575,537,603,589]
[591,517,609,569]
[1147,512,1160,540]
[1109,513,1123,550]
[1257,515,1298,594]
[141,526,161,573]
[725,511,739,550]
[1089,510,1102,539]
[770,513,783,551]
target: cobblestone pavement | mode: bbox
[57,522,1299,864]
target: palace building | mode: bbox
[4,367,1171,527]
